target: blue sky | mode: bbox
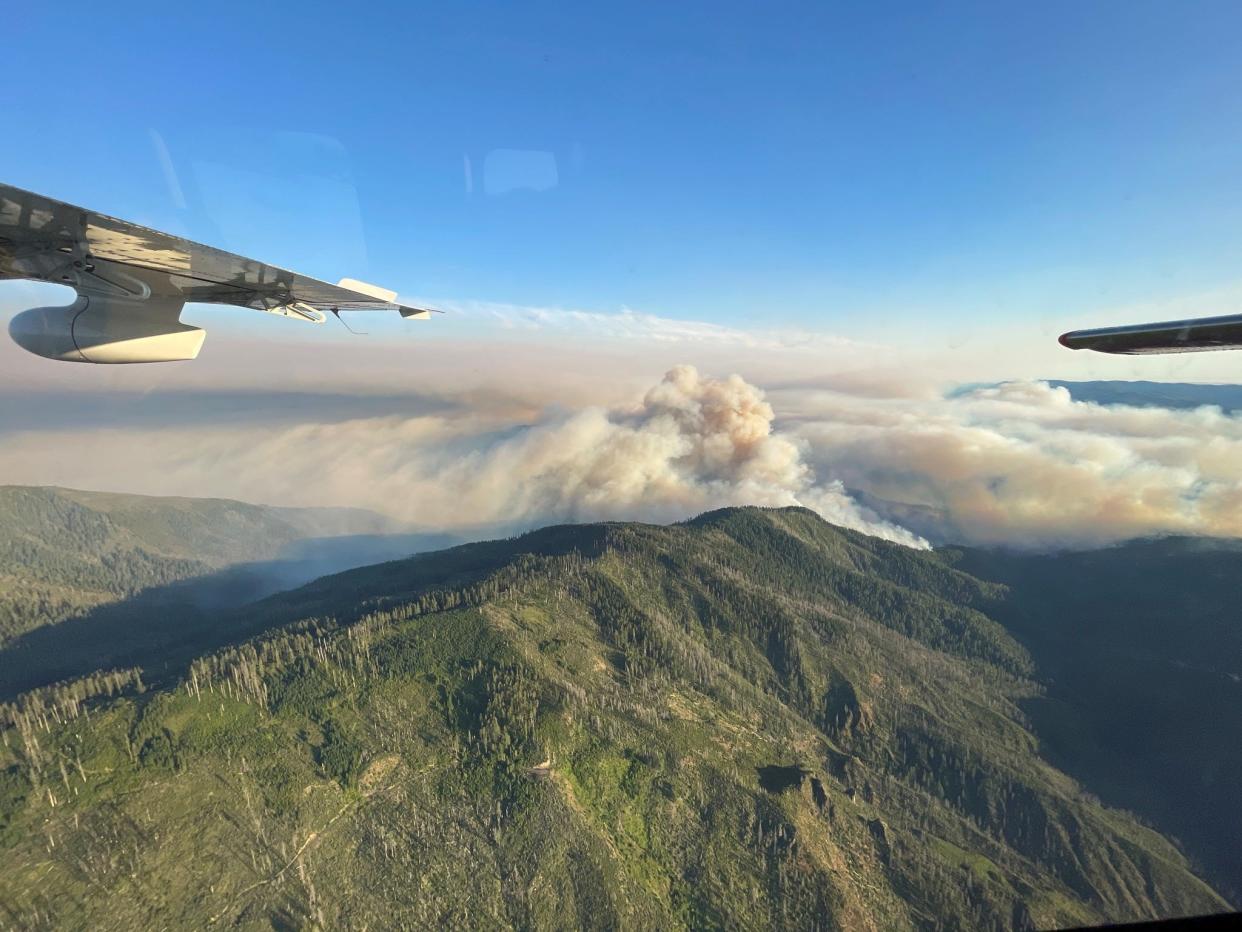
[6,1,1242,337]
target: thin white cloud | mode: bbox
[436,298,865,351]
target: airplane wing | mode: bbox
[1059,315,1242,355]
[0,181,434,363]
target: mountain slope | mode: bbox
[957,538,1242,904]
[0,485,394,647]
[0,507,1227,930]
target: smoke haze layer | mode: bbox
[4,363,1242,551]
[783,379,1242,548]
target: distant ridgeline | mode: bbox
[0,486,466,697]
[1052,381,1242,412]
[946,380,1242,412]
[0,485,398,646]
[0,496,1235,929]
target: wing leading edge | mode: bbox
[0,181,434,362]
[1059,315,1242,355]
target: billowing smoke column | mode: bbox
[16,365,1242,551]
[369,364,926,545]
[563,365,928,545]
[0,366,927,547]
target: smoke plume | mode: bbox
[0,366,923,547]
[787,379,1242,548]
[7,364,1242,551]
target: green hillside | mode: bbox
[0,507,1228,929]
[0,485,393,649]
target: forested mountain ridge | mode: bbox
[0,507,1228,929]
[0,485,393,646]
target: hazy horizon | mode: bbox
[6,332,1242,550]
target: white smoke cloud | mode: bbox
[0,366,925,548]
[7,359,1242,551]
[787,379,1242,548]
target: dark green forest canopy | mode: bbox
[0,503,1235,929]
[0,486,443,694]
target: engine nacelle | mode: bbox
[9,294,204,363]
